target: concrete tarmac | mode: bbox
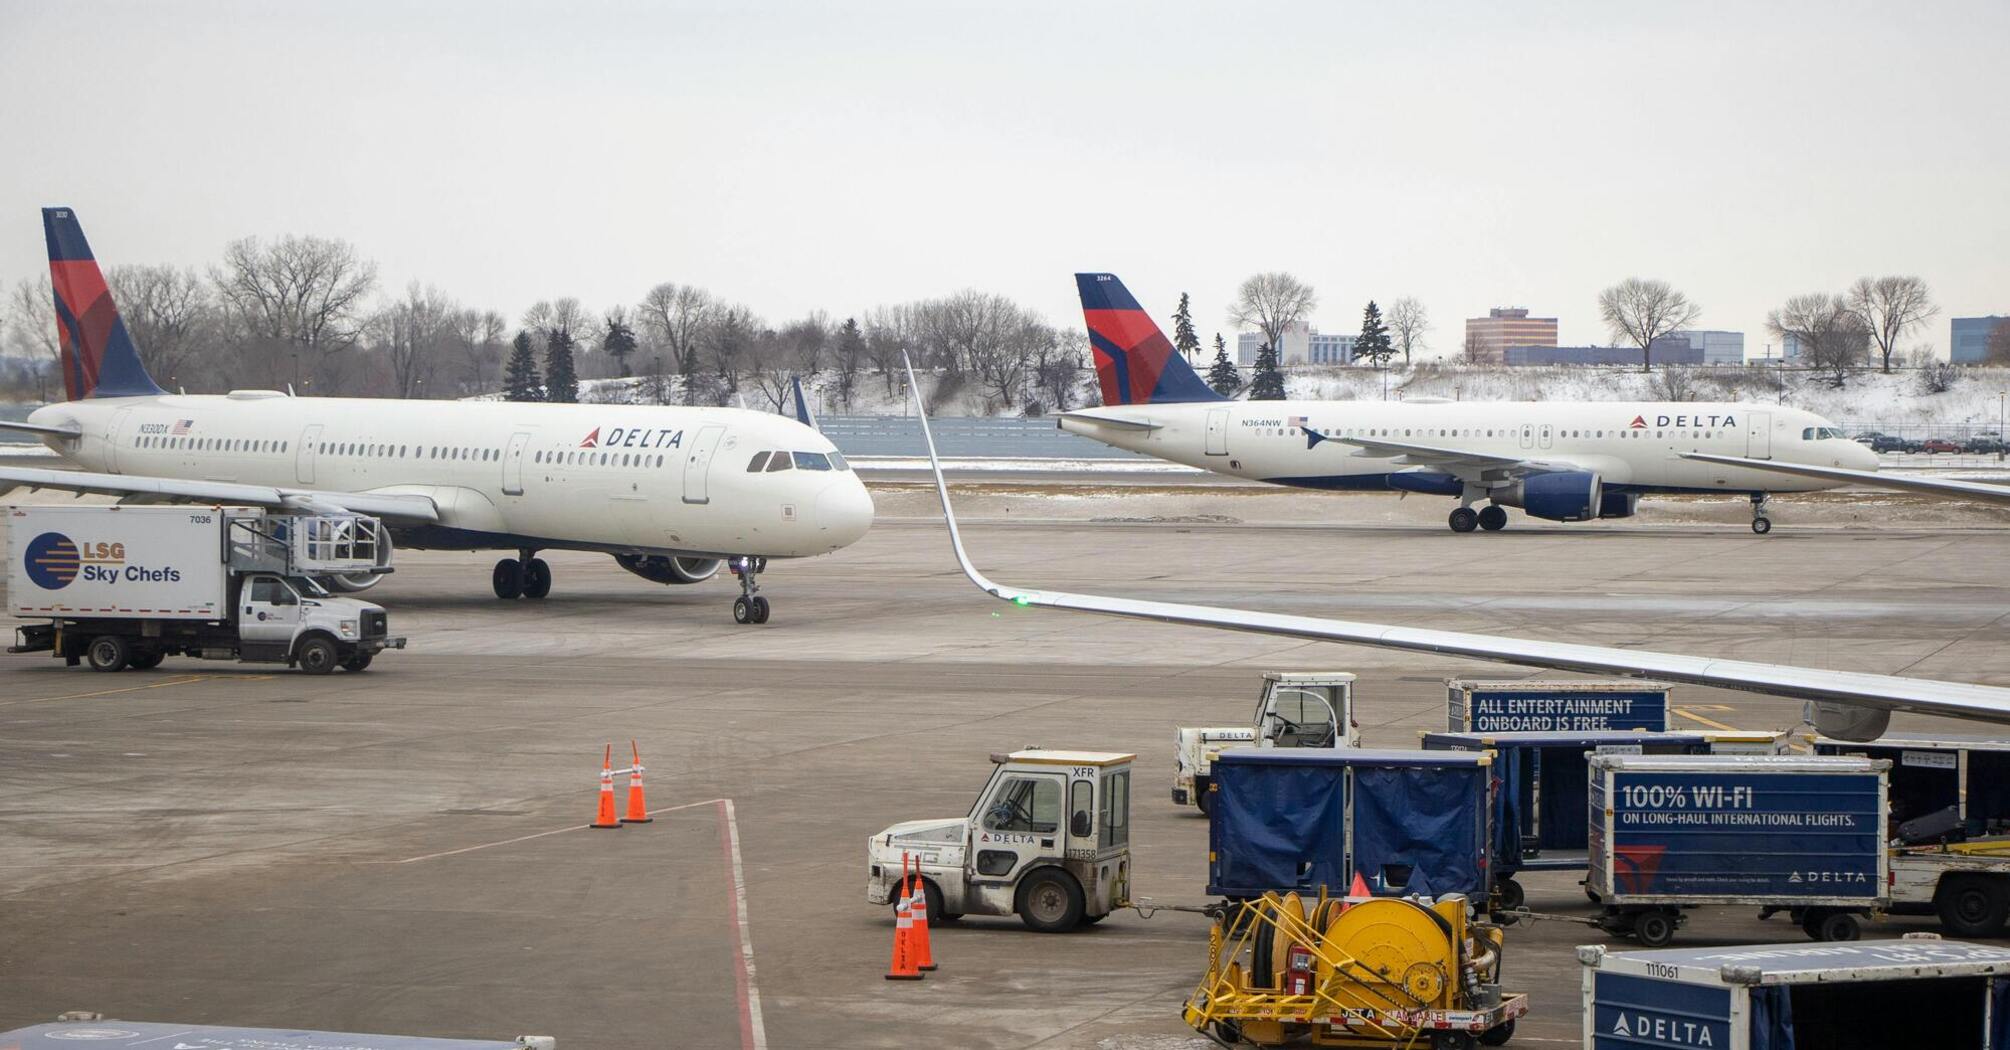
[3,483,2009,1048]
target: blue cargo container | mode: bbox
[1422,730,1710,902]
[1581,939,2010,1049]
[1815,733,2010,840]
[1207,748,1491,900]
[1445,678,1674,733]
[1587,754,1889,946]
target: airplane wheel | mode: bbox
[1478,505,1508,531]
[1752,516,1773,535]
[492,559,523,600]
[733,597,753,624]
[1449,507,1479,533]
[750,596,771,624]
[522,558,552,599]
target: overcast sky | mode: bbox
[2,0,2005,359]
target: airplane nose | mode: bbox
[815,478,875,547]
[1847,441,1881,470]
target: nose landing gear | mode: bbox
[492,551,553,600]
[730,556,770,624]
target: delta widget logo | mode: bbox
[24,531,81,589]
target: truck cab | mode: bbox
[867,749,1132,932]
[1174,672,1357,812]
[233,572,393,672]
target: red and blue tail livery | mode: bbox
[1075,273,1225,406]
[44,207,164,400]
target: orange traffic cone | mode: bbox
[908,870,937,972]
[885,856,922,981]
[1350,871,1372,898]
[621,740,652,824]
[590,744,621,830]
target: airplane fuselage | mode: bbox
[26,392,874,560]
[1062,399,1879,497]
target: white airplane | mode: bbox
[0,208,874,624]
[1061,273,1881,534]
[905,358,2010,741]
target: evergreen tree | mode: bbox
[1171,292,1202,366]
[1353,299,1394,369]
[1248,341,1286,400]
[1206,332,1243,397]
[503,330,543,402]
[601,314,639,376]
[543,328,580,403]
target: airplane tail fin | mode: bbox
[1075,273,1224,406]
[43,207,164,400]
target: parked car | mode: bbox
[1869,435,1912,453]
[1853,431,1885,443]
[1965,436,2007,454]
[1921,438,1963,454]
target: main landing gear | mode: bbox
[1750,493,1773,535]
[730,556,771,625]
[1448,504,1510,533]
[492,551,553,600]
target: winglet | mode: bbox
[792,375,818,430]
[904,352,1029,604]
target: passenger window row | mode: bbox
[534,450,668,468]
[135,435,290,453]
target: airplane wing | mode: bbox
[1320,431,1569,482]
[1684,453,2010,505]
[0,465,441,522]
[904,358,2010,730]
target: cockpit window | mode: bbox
[1802,427,1845,440]
[792,451,832,471]
[746,451,771,472]
[828,451,849,471]
[765,452,793,472]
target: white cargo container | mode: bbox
[8,505,404,674]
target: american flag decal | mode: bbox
[170,419,193,435]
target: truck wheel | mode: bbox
[295,636,339,675]
[1811,911,1861,942]
[1937,876,2010,937]
[1479,1019,1516,1046]
[890,878,946,929]
[1016,868,1085,932]
[1633,911,1676,948]
[1495,877,1525,911]
[341,652,374,672]
[125,651,165,671]
[1194,779,1212,816]
[86,635,131,672]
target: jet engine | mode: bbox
[1498,470,1602,522]
[1598,491,1640,519]
[1805,700,1892,743]
[613,553,724,585]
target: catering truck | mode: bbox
[1173,671,1358,812]
[8,505,404,674]
[1586,754,1888,947]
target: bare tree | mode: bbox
[778,313,829,377]
[1769,293,1869,388]
[5,276,60,400]
[746,325,795,411]
[1460,329,1487,364]
[1032,329,1088,413]
[1228,273,1317,366]
[107,264,215,391]
[373,282,457,398]
[450,308,507,395]
[863,305,913,396]
[830,317,866,409]
[1846,275,1936,374]
[636,283,716,403]
[706,304,758,400]
[1386,297,1430,366]
[210,234,377,393]
[1597,277,1701,373]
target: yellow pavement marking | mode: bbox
[0,674,217,707]
[1673,706,1741,731]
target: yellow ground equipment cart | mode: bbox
[1183,892,1527,1049]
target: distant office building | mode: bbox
[1237,324,1356,366]
[1464,308,1558,364]
[1952,316,2009,364]
[1503,337,1704,367]
[1671,329,1745,365]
